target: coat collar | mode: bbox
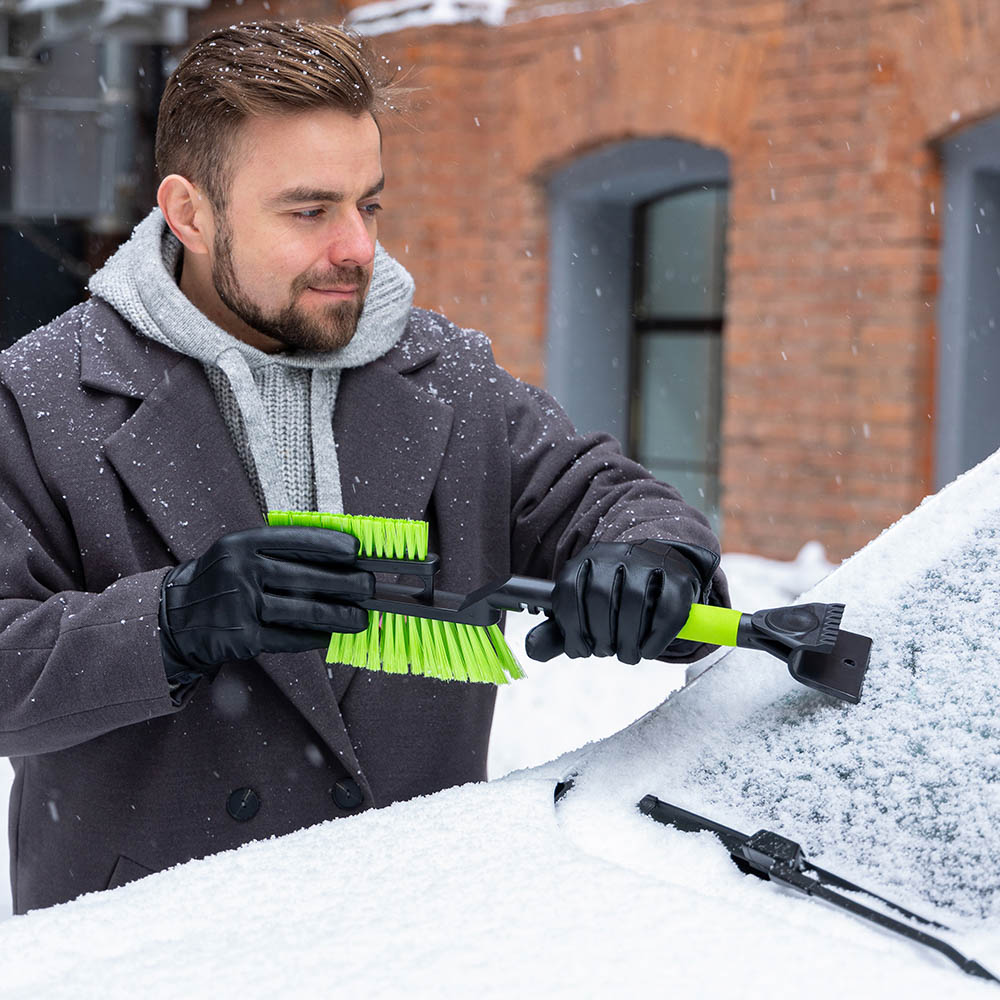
[79,297,180,400]
[82,298,453,797]
[81,297,452,552]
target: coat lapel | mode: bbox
[335,354,453,522]
[84,315,369,784]
[102,353,263,559]
[81,305,456,797]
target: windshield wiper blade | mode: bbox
[638,794,999,984]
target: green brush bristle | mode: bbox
[268,510,524,685]
[488,624,526,681]
[323,613,524,685]
[267,510,428,559]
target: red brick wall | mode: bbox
[185,0,1000,560]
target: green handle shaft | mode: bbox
[676,603,744,647]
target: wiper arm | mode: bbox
[637,794,999,985]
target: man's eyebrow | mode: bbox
[267,176,385,206]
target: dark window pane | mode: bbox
[638,186,727,319]
[634,331,721,468]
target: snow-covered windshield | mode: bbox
[570,448,1000,931]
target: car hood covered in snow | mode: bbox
[1,453,1000,998]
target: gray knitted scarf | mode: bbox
[89,207,415,517]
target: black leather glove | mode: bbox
[524,539,719,665]
[158,526,374,685]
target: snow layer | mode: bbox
[347,0,510,36]
[557,448,1000,970]
[0,770,986,1000]
[2,447,999,995]
[345,0,648,34]
[691,519,1000,922]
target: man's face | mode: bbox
[209,109,383,353]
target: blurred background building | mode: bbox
[1,0,997,561]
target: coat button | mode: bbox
[332,778,364,810]
[227,787,260,821]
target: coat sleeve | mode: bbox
[500,367,730,659]
[0,382,185,757]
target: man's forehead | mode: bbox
[265,175,385,206]
[229,110,383,199]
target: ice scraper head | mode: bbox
[785,627,872,704]
[732,602,872,704]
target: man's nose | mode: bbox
[328,209,376,269]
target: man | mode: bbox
[0,20,728,914]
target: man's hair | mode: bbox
[155,20,411,212]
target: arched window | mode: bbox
[546,139,729,533]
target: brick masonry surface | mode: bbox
[186,0,1000,561]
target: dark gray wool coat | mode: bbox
[0,296,727,914]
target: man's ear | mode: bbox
[157,175,213,255]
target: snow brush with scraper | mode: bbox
[350,557,873,703]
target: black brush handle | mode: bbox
[355,559,852,660]
[487,576,555,615]
[365,568,749,648]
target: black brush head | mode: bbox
[786,628,872,704]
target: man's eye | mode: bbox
[294,209,324,220]
[362,203,383,217]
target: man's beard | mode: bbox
[211,219,370,352]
